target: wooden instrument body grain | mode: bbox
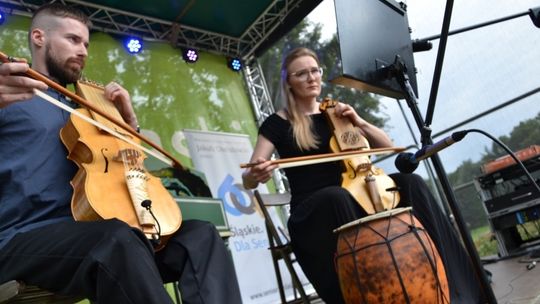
[60,82,181,249]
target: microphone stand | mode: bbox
[383,57,497,304]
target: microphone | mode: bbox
[141,199,152,209]
[395,130,468,173]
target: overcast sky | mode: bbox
[307,0,540,175]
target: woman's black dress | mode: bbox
[259,113,485,304]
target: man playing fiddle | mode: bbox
[0,3,241,303]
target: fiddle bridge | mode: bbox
[350,162,372,175]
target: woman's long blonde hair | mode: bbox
[281,47,321,151]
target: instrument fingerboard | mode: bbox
[321,97,369,151]
[76,81,125,132]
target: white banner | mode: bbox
[184,129,310,303]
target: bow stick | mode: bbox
[240,146,405,169]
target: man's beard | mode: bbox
[45,44,83,85]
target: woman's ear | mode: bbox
[285,79,293,91]
[287,85,295,94]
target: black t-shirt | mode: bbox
[259,113,342,206]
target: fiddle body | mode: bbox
[60,81,182,249]
[320,98,400,214]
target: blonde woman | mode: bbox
[243,47,484,303]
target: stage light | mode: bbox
[125,37,142,54]
[0,12,5,26]
[227,57,242,72]
[182,48,199,63]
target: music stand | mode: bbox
[330,0,497,303]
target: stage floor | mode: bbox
[484,253,540,304]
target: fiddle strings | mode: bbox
[77,80,126,134]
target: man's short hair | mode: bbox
[31,3,91,28]
[28,3,91,51]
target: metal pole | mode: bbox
[394,66,497,304]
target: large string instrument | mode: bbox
[0,52,182,250]
[62,81,182,249]
[319,97,400,214]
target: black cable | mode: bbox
[141,200,162,246]
[148,209,162,239]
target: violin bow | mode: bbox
[0,51,185,170]
[240,146,405,169]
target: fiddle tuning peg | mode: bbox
[77,77,104,89]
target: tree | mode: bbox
[481,112,540,162]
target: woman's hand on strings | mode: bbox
[333,101,393,148]
[0,61,48,108]
[104,81,138,130]
[333,101,368,129]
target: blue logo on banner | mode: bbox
[218,174,255,216]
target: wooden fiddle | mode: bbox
[320,97,400,214]
[60,81,182,250]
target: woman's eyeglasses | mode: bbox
[289,67,323,81]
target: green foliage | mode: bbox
[471,226,498,257]
[258,20,388,128]
[480,112,540,162]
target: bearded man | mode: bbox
[0,3,242,303]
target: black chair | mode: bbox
[0,280,84,304]
[253,190,316,304]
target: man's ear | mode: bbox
[30,29,46,48]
